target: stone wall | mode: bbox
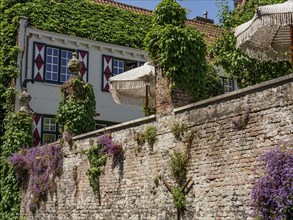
[21,74,293,219]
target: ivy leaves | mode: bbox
[0,112,32,219]
[145,0,208,101]
[57,76,96,135]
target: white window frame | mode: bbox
[60,49,73,82]
[222,77,234,93]
[45,46,73,83]
[42,116,58,144]
[46,47,59,82]
[113,59,125,75]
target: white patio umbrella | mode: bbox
[109,62,155,108]
[234,0,293,62]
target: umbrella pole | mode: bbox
[145,84,149,115]
[290,25,293,64]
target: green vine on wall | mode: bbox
[0,112,32,220]
[162,147,193,219]
[145,125,157,147]
[145,0,208,101]
[87,142,107,196]
[57,75,96,135]
[87,134,123,203]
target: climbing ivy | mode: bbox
[87,142,107,194]
[87,134,122,200]
[145,0,208,101]
[0,112,32,220]
[57,75,96,135]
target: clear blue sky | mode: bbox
[116,0,234,24]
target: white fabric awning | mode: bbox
[234,0,293,62]
[109,62,155,106]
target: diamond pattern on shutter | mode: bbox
[78,50,89,82]
[33,114,42,146]
[102,55,112,92]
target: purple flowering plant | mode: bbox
[9,144,63,213]
[98,134,122,156]
[252,147,293,220]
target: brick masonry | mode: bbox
[21,74,293,219]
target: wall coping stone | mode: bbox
[174,73,293,114]
[73,114,156,141]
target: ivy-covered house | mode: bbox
[1,0,236,146]
[16,18,148,145]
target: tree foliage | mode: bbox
[145,0,208,101]
[212,0,291,88]
[0,112,32,219]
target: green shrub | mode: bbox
[171,122,186,141]
[145,125,157,146]
[169,150,189,185]
[171,186,186,210]
[134,132,145,145]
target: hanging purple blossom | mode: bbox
[9,144,63,213]
[98,134,122,156]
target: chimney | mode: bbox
[203,11,208,19]
[193,11,214,24]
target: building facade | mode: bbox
[16,18,148,145]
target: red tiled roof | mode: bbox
[94,0,153,15]
[94,0,223,45]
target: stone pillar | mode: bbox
[155,66,173,116]
[67,52,82,76]
[19,88,31,113]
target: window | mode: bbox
[43,117,57,132]
[113,59,125,75]
[60,50,73,82]
[102,55,145,92]
[222,77,234,93]
[45,47,73,83]
[43,133,56,145]
[33,42,89,83]
[125,60,138,71]
[42,116,58,144]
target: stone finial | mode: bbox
[67,52,82,75]
[19,88,31,113]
